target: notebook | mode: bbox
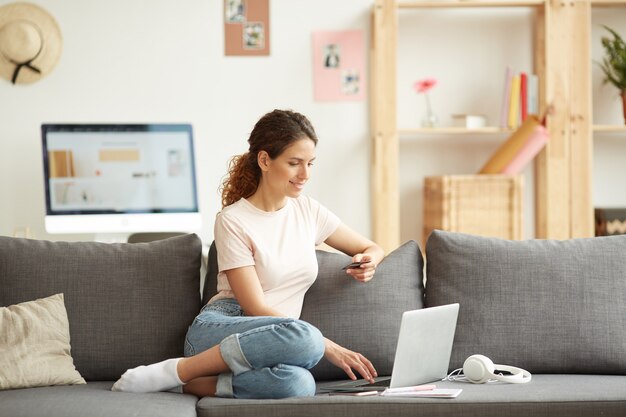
[320,303,459,392]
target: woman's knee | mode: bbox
[234,318,325,371]
[287,320,325,365]
[273,365,316,398]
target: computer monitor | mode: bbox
[41,123,202,235]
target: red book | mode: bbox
[520,72,528,122]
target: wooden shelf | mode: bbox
[399,125,626,134]
[398,126,626,137]
[593,125,626,132]
[591,0,626,7]
[397,1,545,8]
[399,127,512,135]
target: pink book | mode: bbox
[500,125,549,175]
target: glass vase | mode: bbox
[421,94,439,128]
[421,108,439,128]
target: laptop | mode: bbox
[321,303,459,392]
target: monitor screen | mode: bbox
[41,124,202,234]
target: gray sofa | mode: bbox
[1,231,625,417]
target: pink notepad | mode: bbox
[381,388,462,398]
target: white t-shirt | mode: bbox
[210,195,341,319]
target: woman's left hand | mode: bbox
[344,254,376,283]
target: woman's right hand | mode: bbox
[323,337,377,383]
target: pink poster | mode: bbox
[312,30,365,102]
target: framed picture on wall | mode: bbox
[224,0,270,56]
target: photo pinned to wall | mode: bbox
[243,22,265,50]
[225,0,245,22]
[342,69,360,95]
[224,0,270,56]
[312,30,365,101]
[324,44,340,68]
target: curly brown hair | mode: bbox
[220,109,318,208]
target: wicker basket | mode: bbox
[423,175,523,246]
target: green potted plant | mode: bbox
[599,25,626,124]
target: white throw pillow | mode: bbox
[0,293,85,390]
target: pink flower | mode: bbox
[413,78,437,94]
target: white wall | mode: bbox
[1,1,624,246]
[0,0,374,244]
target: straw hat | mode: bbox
[0,2,62,84]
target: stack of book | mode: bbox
[501,67,539,130]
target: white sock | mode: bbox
[111,358,184,393]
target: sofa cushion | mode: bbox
[0,293,85,390]
[203,240,425,381]
[202,241,219,306]
[194,375,626,417]
[425,230,626,374]
[0,382,198,417]
[302,240,424,380]
[0,235,202,381]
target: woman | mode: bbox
[112,109,385,399]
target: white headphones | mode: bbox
[460,354,532,384]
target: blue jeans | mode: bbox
[184,298,325,399]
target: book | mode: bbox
[508,75,521,129]
[527,74,539,116]
[479,115,541,174]
[500,124,548,175]
[452,114,487,128]
[500,67,512,129]
[520,72,528,122]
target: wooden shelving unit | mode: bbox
[370,0,597,252]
